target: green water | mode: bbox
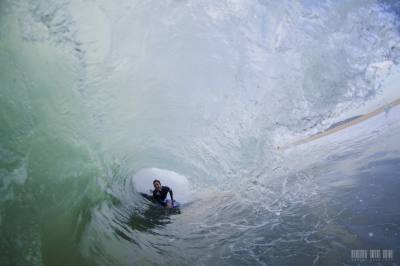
[0,12,101,265]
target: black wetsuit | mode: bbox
[153,186,174,206]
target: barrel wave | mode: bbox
[1,0,400,265]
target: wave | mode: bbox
[1,0,400,265]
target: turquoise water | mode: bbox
[1,0,400,265]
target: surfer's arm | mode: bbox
[169,189,174,203]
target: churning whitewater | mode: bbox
[1,0,400,265]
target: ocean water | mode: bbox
[1,0,400,265]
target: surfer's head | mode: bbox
[153,179,162,191]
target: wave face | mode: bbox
[1,0,400,265]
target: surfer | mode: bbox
[152,179,175,208]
